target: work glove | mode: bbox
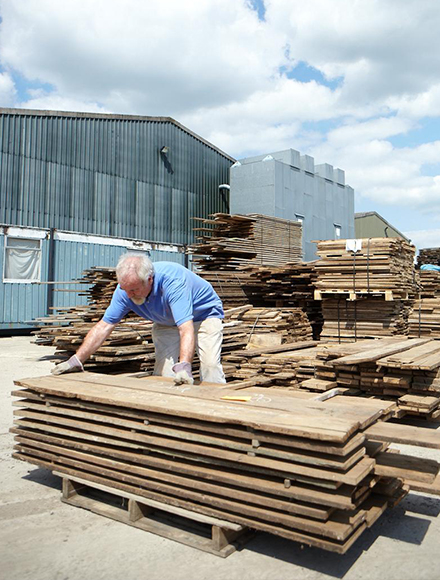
[172,362,194,385]
[51,354,84,376]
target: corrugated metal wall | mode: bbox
[0,111,233,245]
[0,229,186,328]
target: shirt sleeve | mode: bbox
[102,286,132,324]
[162,275,193,326]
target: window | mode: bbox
[295,214,304,224]
[4,237,42,282]
[334,224,341,239]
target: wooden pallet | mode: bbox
[314,289,408,301]
[58,473,252,557]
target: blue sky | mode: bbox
[1,0,440,249]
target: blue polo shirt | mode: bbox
[102,262,224,327]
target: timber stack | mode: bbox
[188,213,304,309]
[417,247,440,267]
[314,338,440,419]
[409,269,440,338]
[314,238,417,342]
[14,372,440,555]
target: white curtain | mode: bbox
[5,238,41,281]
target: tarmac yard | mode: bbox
[2,335,440,580]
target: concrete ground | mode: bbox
[1,336,440,580]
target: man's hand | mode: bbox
[51,355,84,376]
[172,362,194,385]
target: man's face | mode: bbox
[119,274,153,305]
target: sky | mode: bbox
[0,0,440,250]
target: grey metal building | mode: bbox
[0,108,234,328]
[230,149,355,261]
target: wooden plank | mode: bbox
[364,422,440,449]
[328,339,431,366]
[374,451,439,484]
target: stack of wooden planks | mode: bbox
[314,238,417,298]
[409,270,440,337]
[314,338,440,419]
[189,213,303,270]
[320,298,412,342]
[13,372,432,555]
[313,238,417,342]
[417,247,440,267]
[223,342,318,384]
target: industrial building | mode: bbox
[0,108,234,329]
[355,211,410,241]
[230,149,355,261]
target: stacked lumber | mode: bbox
[320,298,411,342]
[193,270,252,308]
[409,270,440,337]
[223,342,318,385]
[417,247,440,267]
[315,338,440,419]
[313,238,417,342]
[314,238,416,298]
[241,262,322,340]
[12,373,419,554]
[189,213,302,270]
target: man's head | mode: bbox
[116,253,154,305]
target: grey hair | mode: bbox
[116,253,154,282]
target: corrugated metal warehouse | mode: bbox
[0,108,235,329]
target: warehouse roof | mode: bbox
[0,107,235,162]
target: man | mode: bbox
[52,253,226,384]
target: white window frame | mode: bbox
[295,214,305,224]
[334,224,342,239]
[3,235,42,283]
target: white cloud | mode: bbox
[0,0,285,114]
[0,71,16,106]
[404,229,440,250]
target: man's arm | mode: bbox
[52,319,116,375]
[177,319,195,363]
[76,319,117,362]
[172,320,195,385]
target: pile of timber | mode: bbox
[241,262,322,339]
[409,270,440,337]
[223,342,318,385]
[417,247,440,267]
[313,238,417,342]
[189,213,303,270]
[314,238,416,299]
[15,373,440,554]
[314,338,440,419]
[320,298,412,342]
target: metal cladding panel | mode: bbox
[0,112,233,245]
[0,234,49,328]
